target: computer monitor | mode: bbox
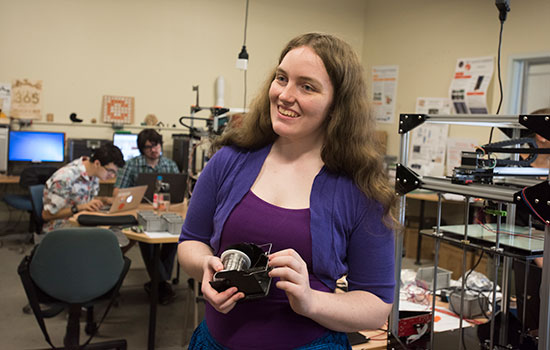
[8,130,65,163]
[112,133,140,161]
[135,173,187,204]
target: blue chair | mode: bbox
[18,228,131,350]
[2,166,57,239]
[28,184,46,239]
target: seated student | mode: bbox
[114,128,180,305]
[42,142,125,233]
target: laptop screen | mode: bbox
[135,173,187,204]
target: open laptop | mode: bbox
[135,173,187,204]
[102,185,148,213]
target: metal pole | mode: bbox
[537,155,550,350]
[389,132,410,340]
[521,260,529,344]
[430,193,443,349]
[500,256,512,345]
[538,224,550,350]
[499,130,519,347]
[490,202,503,350]
[458,196,470,350]
[416,200,425,265]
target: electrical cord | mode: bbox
[241,0,249,111]
[495,19,505,116]
[488,18,506,145]
[244,69,247,111]
[242,0,248,46]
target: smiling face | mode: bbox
[269,46,334,145]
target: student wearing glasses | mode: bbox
[114,129,180,193]
[42,142,125,233]
[114,128,180,305]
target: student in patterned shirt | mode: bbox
[114,128,180,305]
[42,142,125,233]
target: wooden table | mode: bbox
[0,174,116,185]
[0,174,20,184]
[71,202,185,350]
[121,227,179,350]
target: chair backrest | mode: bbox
[28,184,45,234]
[29,228,124,304]
[19,166,58,189]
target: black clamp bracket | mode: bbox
[395,164,422,195]
[519,114,550,141]
[398,114,427,134]
[513,181,550,226]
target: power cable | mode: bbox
[238,0,250,111]
[488,1,509,144]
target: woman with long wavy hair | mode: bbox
[178,32,396,350]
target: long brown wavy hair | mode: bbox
[215,33,397,223]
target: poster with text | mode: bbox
[372,65,398,124]
[446,137,478,176]
[449,56,494,114]
[408,98,451,176]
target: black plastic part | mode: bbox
[395,164,422,195]
[519,114,550,141]
[209,243,272,300]
[513,181,550,225]
[398,114,427,134]
[210,268,272,300]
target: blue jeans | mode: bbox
[188,320,352,350]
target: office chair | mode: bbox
[2,166,57,241]
[18,227,131,350]
[28,184,46,242]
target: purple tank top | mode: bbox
[206,190,331,349]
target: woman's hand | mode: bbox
[268,248,315,317]
[200,255,244,314]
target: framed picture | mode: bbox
[11,79,42,119]
[102,95,135,124]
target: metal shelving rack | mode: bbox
[390,113,550,350]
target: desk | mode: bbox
[0,174,116,185]
[121,228,179,350]
[72,203,185,350]
[0,174,20,184]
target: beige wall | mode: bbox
[363,0,550,157]
[1,0,548,157]
[0,0,366,152]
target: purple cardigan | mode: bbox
[179,144,395,303]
